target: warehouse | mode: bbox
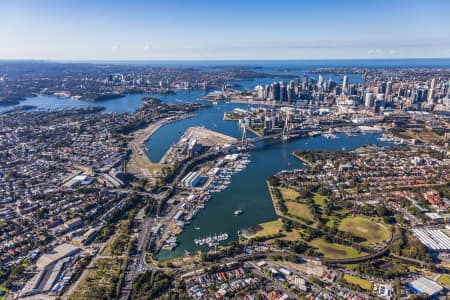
[411,228,450,251]
[408,277,443,296]
[181,171,207,188]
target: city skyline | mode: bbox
[1,0,450,60]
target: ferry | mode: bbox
[234,209,243,216]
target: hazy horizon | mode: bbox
[1,0,450,60]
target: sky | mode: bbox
[1,0,450,60]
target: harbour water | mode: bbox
[3,59,431,259]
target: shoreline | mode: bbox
[127,114,193,178]
[266,180,283,218]
[292,152,314,167]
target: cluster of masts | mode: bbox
[194,233,229,247]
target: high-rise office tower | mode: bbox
[342,75,348,93]
[318,75,324,88]
[255,85,264,99]
[385,81,392,101]
[264,84,270,100]
[364,92,373,107]
[271,82,281,101]
[293,78,300,96]
[302,75,308,91]
[280,81,288,102]
[428,88,435,104]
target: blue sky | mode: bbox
[1,0,450,60]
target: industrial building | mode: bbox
[72,227,102,246]
[408,277,443,297]
[181,171,207,188]
[20,243,80,298]
[412,228,450,251]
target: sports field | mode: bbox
[339,216,390,244]
[285,201,314,222]
[279,187,299,201]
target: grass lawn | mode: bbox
[101,220,130,256]
[339,215,390,245]
[130,148,164,174]
[285,201,314,222]
[344,264,360,271]
[310,239,362,259]
[279,187,300,201]
[400,130,444,144]
[325,217,337,228]
[0,286,8,300]
[313,193,327,208]
[248,220,283,237]
[245,220,301,242]
[343,274,373,290]
[281,230,302,241]
[438,274,450,287]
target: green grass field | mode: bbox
[310,238,363,259]
[0,286,8,300]
[279,187,300,201]
[343,274,373,290]
[252,220,283,236]
[339,216,390,244]
[396,130,444,144]
[438,274,450,286]
[245,220,301,242]
[313,193,327,208]
[285,201,314,222]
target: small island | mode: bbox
[0,96,26,106]
[86,93,125,101]
[141,97,162,105]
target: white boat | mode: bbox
[194,232,229,246]
[234,209,243,216]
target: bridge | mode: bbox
[239,121,313,145]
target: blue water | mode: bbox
[145,90,258,161]
[0,94,146,114]
[5,59,428,259]
[157,133,390,260]
[69,58,450,69]
[136,90,392,260]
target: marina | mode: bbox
[194,233,229,247]
[4,71,394,262]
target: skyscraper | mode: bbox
[430,78,436,89]
[428,88,435,104]
[280,81,288,102]
[385,81,392,102]
[271,82,280,101]
[255,85,264,99]
[364,92,373,107]
[318,75,324,88]
[342,75,348,93]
